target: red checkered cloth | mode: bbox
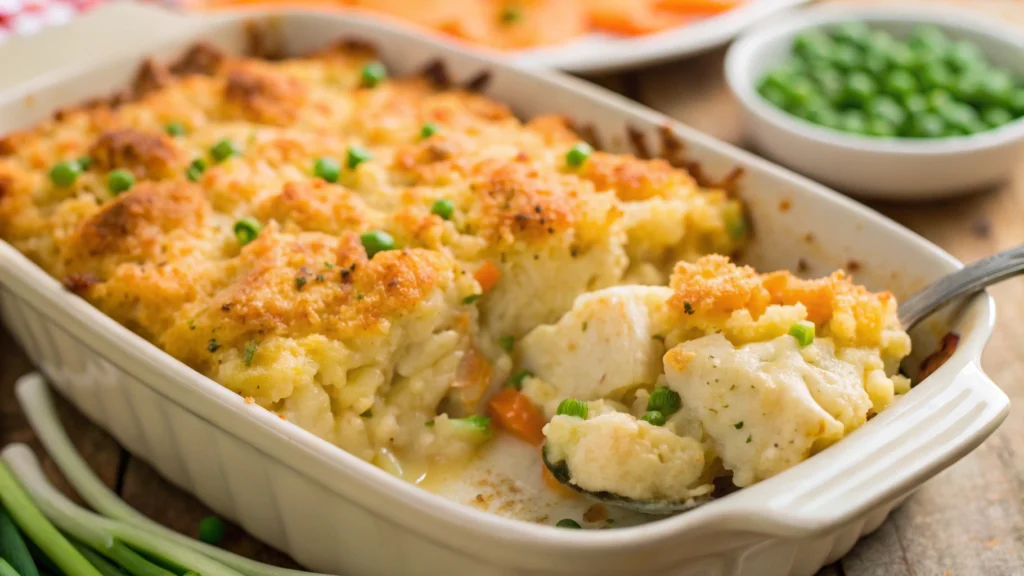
[0,0,104,42]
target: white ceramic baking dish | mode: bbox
[0,5,1009,576]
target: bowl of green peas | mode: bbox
[725,4,1024,199]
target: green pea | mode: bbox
[903,93,929,115]
[107,169,135,195]
[860,50,889,77]
[953,70,986,103]
[925,89,954,113]
[839,110,868,134]
[49,161,81,188]
[832,21,872,47]
[783,76,821,108]
[804,104,839,129]
[759,83,790,110]
[883,69,919,99]
[831,43,861,71]
[918,61,955,91]
[884,41,917,69]
[313,157,341,183]
[1008,88,1024,116]
[909,25,950,55]
[842,71,877,106]
[869,29,895,51]
[909,112,946,138]
[809,66,845,104]
[978,70,1015,106]
[867,95,907,128]
[759,69,792,94]
[939,101,982,133]
[946,40,986,73]
[866,117,898,137]
[360,230,396,258]
[982,106,1014,128]
[794,30,835,63]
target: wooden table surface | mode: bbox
[4,1,1024,574]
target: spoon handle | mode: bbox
[898,244,1024,330]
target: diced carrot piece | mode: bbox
[487,388,546,446]
[657,0,741,14]
[474,261,501,294]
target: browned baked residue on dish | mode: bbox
[919,332,960,381]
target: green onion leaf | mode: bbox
[0,505,39,576]
[498,335,515,352]
[789,320,815,347]
[0,460,103,576]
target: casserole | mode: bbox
[0,5,1009,576]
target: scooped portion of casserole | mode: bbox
[0,43,747,482]
[533,256,911,500]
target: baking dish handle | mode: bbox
[708,360,1009,539]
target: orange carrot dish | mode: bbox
[187,0,745,50]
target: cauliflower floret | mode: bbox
[544,411,713,502]
[664,333,881,487]
[518,286,673,417]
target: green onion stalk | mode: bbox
[1,445,244,576]
[14,375,331,576]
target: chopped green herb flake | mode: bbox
[295,276,307,291]
[555,519,581,529]
[789,320,815,347]
[207,339,221,353]
[243,341,257,366]
[746,435,752,444]
[362,410,373,418]
[425,419,434,427]
[508,369,533,390]
[463,294,481,304]
[734,421,744,430]
[683,302,694,315]
[499,335,515,352]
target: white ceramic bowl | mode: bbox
[725,4,1024,200]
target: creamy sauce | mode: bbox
[419,433,650,528]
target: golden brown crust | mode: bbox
[669,255,898,347]
[0,43,749,411]
[223,63,309,126]
[89,129,184,179]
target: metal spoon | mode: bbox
[543,244,1024,515]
